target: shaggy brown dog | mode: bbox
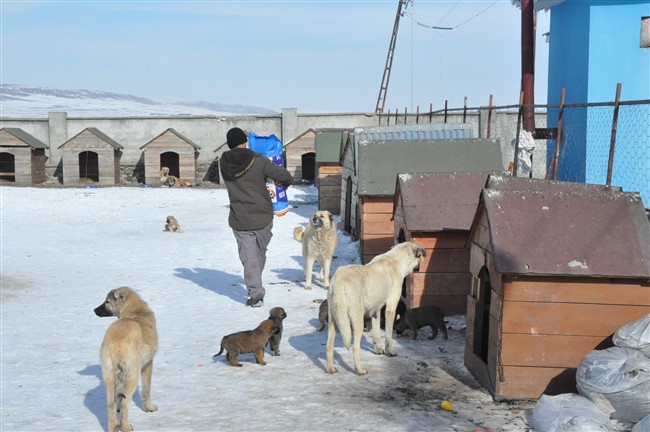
[164,215,181,232]
[293,210,338,290]
[267,307,287,356]
[160,167,192,187]
[214,319,279,367]
[94,287,158,432]
[396,306,448,341]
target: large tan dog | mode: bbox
[293,210,338,290]
[94,287,158,432]
[325,242,426,375]
[213,319,279,367]
[160,166,192,187]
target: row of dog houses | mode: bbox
[3,124,649,402]
[0,127,201,186]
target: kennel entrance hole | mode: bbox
[79,151,99,182]
[472,266,492,363]
[0,152,16,182]
[160,152,180,177]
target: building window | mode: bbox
[642,17,650,48]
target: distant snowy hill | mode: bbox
[0,84,278,118]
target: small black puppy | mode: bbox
[396,306,448,341]
[267,307,287,356]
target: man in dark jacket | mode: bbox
[219,127,293,307]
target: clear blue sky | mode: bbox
[1,0,550,113]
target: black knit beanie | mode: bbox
[226,127,248,149]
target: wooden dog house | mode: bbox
[465,182,650,400]
[315,130,346,214]
[354,138,503,264]
[393,171,498,314]
[284,128,316,183]
[58,127,123,186]
[140,128,200,186]
[0,128,48,185]
[339,123,476,242]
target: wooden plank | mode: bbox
[420,249,470,273]
[500,334,610,368]
[496,366,578,399]
[318,165,342,175]
[410,232,469,249]
[464,350,494,395]
[361,198,393,213]
[318,176,341,187]
[410,294,468,314]
[410,272,471,296]
[363,220,394,235]
[361,235,394,254]
[502,302,650,336]
[504,278,650,305]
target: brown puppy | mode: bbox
[267,307,287,356]
[396,306,448,341]
[160,167,192,187]
[164,215,181,232]
[94,287,158,432]
[214,319,279,367]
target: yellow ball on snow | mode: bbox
[441,400,453,411]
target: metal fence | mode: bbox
[378,97,649,206]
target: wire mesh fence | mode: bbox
[378,98,649,207]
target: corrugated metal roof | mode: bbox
[481,188,650,278]
[315,131,343,163]
[355,123,474,142]
[394,171,497,232]
[357,139,503,196]
[1,128,48,149]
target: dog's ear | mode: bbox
[328,211,333,223]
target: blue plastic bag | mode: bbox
[248,132,289,216]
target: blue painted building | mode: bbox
[545,0,650,205]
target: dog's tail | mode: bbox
[213,340,225,357]
[328,278,352,349]
[293,226,304,242]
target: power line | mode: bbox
[404,0,500,33]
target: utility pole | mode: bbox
[521,0,536,132]
[376,0,410,114]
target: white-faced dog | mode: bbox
[325,242,426,375]
[293,210,338,290]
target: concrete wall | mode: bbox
[0,110,380,173]
[0,108,548,183]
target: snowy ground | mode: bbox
[1,184,537,432]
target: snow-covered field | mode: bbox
[1,184,535,431]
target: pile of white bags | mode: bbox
[532,314,650,430]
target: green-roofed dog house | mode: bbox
[58,127,123,186]
[350,137,503,264]
[0,128,49,185]
[315,130,348,214]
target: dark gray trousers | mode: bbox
[232,222,273,301]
